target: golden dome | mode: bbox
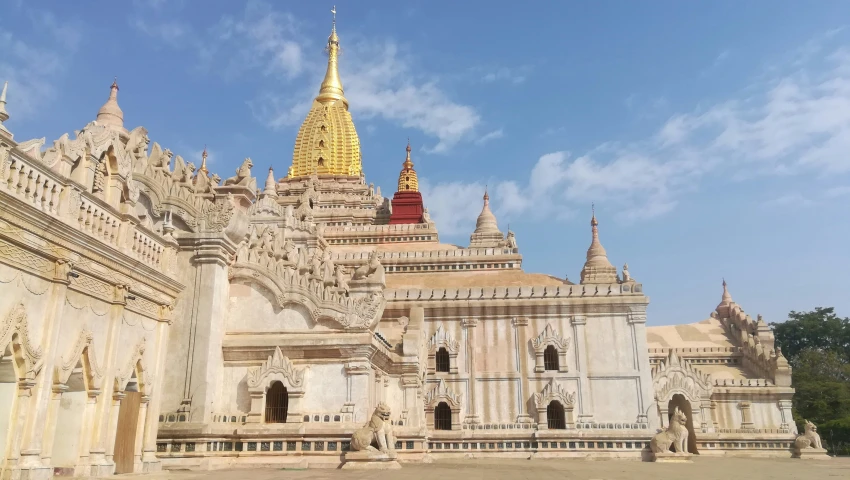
[289,12,362,178]
[397,141,418,192]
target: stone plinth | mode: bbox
[794,448,830,459]
[389,191,424,224]
[342,450,402,470]
[650,452,693,463]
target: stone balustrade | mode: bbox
[332,247,518,261]
[2,148,174,274]
[386,283,643,302]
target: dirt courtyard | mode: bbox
[98,456,848,480]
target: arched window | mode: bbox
[435,402,452,430]
[547,401,566,429]
[435,347,450,373]
[265,381,288,423]
[317,157,325,167]
[544,345,559,371]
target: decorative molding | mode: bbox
[247,346,305,391]
[533,378,576,410]
[531,323,570,352]
[652,350,713,403]
[56,328,104,390]
[424,379,462,408]
[428,324,459,354]
[0,301,44,380]
[114,337,148,394]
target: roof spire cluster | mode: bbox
[580,205,619,284]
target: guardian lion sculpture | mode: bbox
[650,407,689,454]
[350,402,396,454]
[794,420,823,450]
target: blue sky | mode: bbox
[2,0,849,326]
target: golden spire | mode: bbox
[198,145,209,176]
[0,81,10,137]
[316,5,347,107]
[397,139,419,192]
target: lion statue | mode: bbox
[224,157,257,190]
[794,420,823,449]
[350,402,396,454]
[352,250,385,281]
[650,407,689,454]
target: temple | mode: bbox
[0,10,797,479]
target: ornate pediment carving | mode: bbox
[428,324,459,354]
[0,302,44,380]
[531,323,570,352]
[424,379,462,408]
[114,337,149,394]
[533,378,576,410]
[652,350,713,403]
[56,328,104,389]
[247,346,304,390]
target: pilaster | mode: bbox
[15,259,73,479]
[627,311,653,426]
[570,315,593,422]
[462,317,480,424]
[177,236,236,423]
[512,317,532,423]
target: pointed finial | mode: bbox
[591,203,598,226]
[317,5,345,105]
[331,5,337,30]
[112,76,119,90]
[484,185,489,203]
[0,81,10,137]
[406,137,411,153]
[198,145,209,175]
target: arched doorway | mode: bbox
[265,381,289,423]
[547,401,566,429]
[434,402,452,430]
[0,344,20,470]
[113,370,143,474]
[668,394,698,453]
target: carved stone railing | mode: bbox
[713,378,774,387]
[323,223,435,234]
[333,247,519,261]
[386,283,644,303]
[1,150,175,275]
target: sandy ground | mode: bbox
[97,456,849,480]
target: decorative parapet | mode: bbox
[386,283,644,303]
[2,136,178,275]
[714,303,789,385]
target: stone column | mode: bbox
[104,392,125,465]
[39,385,68,466]
[344,361,371,424]
[87,284,128,475]
[699,400,713,432]
[462,317,480,424]
[740,401,754,429]
[710,400,720,430]
[778,399,794,432]
[628,311,654,426]
[140,314,173,471]
[659,405,669,429]
[15,259,72,479]
[571,315,593,423]
[133,396,150,472]
[179,239,234,423]
[512,317,532,423]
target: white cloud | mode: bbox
[481,66,531,84]
[0,10,79,120]
[824,185,850,197]
[134,2,480,153]
[475,128,503,145]
[762,193,816,208]
[418,179,487,237]
[424,32,850,232]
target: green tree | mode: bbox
[771,308,850,455]
[771,307,850,362]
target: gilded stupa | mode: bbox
[397,140,418,192]
[288,10,362,178]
